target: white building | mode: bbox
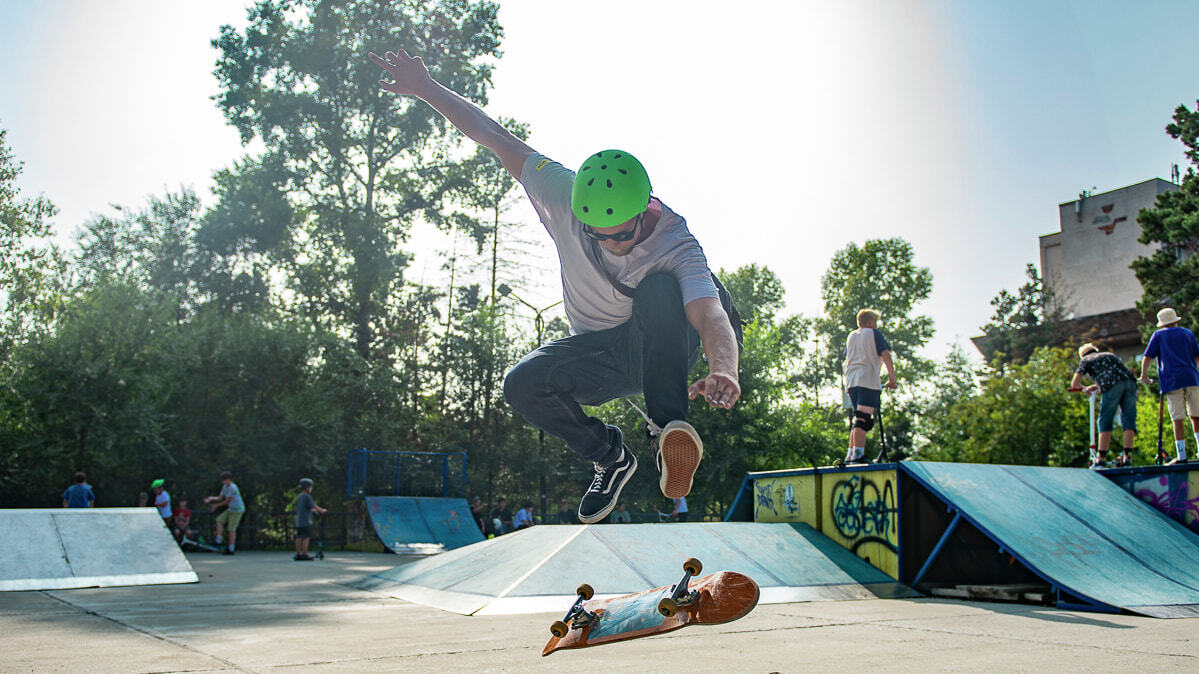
[1036,178,1178,358]
[1040,178,1176,319]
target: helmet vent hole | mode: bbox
[582,206,589,213]
[601,165,607,170]
[606,208,613,215]
[587,178,594,186]
[614,153,622,158]
[606,179,613,188]
[581,166,590,171]
[618,169,627,175]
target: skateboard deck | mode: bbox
[542,560,759,656]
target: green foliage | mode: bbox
[922,346,1091,467]
[816,238,935,386]
[0,128,65,343]
[210,0,508,359]
[1132,100,1199,333]
[976,264,1065,364]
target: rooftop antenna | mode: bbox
[1171,163,1181,184]
[1075,187,1094,222]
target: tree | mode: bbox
[0,128,64,344]
[210,0,507,360]
[75,191,206,318]
[924,346,1086,467]
[816,238,935,386]
[975,264,1064,364]
[1132,100,1199,332]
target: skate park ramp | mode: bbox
[0,508,198,591]
[903,462,1199,618]
[359,522,916,615]
[365,496,483,554]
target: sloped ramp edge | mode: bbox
[0,508,198,591]
[361,522,916,615]
[900,461,1199,618]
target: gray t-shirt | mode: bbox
[220,482,246,512]
[520,153,719,334]
[296,492,316,528]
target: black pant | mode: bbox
[503,274,701,466]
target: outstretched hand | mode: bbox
[688,372,740,410]
[368,48,433,97]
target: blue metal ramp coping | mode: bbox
[360,522,917,615]
[900,462,1199,618]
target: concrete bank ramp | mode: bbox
[0,508,198,591]
[904,462,1199,618]
[365,496,483,554]
[361,522,915,615]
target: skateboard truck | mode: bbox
[657,557,703,617]
[550,584,598,638]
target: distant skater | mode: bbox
[61,472,94,508]
[1071,343,1137,468]
[1139,308,1199,465]
[151,479,172,526]
[842,309,897,464]
[204,471,246,555]
[293,478,328,561]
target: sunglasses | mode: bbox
[584,212,643,242]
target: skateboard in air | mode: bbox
[542,557,760,656]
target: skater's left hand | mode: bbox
[689,372,740,409]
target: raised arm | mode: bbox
[685,297,741,409]
[369,49,535,180]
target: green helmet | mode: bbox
[570,150,651,228]
[151,479,165,489]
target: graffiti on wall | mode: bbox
[829,474,898,554]
[1121,473,1199,533]
[755,479,800,519]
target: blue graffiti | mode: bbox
[782,484,799,514]
[831,475,897,552]
[755,481,778,516]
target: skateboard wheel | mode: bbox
[576,583,594,600]
[550,620,569,638]
[658,597,679,617]
[683,557,702,576]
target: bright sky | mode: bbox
[2,0,1197,362]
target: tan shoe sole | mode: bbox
[658,420,703,498]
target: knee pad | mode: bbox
[853,410,874,432]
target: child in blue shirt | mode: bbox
[1139,308,1199,464]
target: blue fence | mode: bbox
[346,449,468,499]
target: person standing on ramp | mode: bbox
[1070,343,1137,468]
[842,309,897,464]
[370,48,742,523]
[1139,307,1199,465]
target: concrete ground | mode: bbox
[1,551,1196,672]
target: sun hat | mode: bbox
[1157,307,1181,327]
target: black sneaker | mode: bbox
[221,549,235,555]
[578,447,637,524]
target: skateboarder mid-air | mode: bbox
[370,48,742,523]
